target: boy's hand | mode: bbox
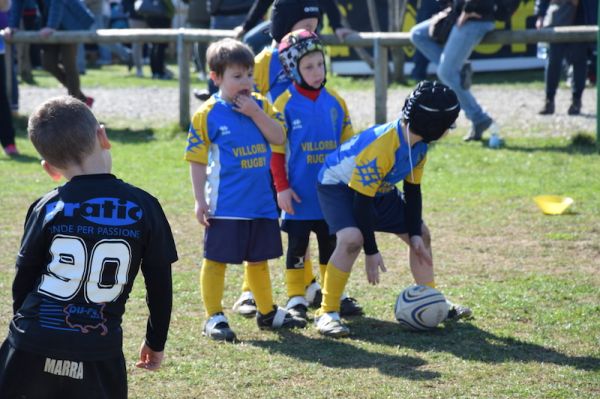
[277,188,301,215]
[136,341,164,371]
[195,200,210,227]
[40,27,56,38]
[365,252,386,285]
[409,235,433,267]
[233,94,261,118]
[457,11,481,27]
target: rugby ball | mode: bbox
[394,285,449,331]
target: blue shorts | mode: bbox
[317,184,409,235]
[203,218,283,264]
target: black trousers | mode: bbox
[0,340,127,399]
[0,54,16,148]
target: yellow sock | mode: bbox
[317,263,350,315]
[286,268,305,298]
[303,257,315,287]
[319,264,327,283]
[424,281,436,289]
[241,263,251,292]
[246,261,274,315]
[200,259,226,317]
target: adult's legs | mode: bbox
[436,21,495,126]
[411,0,441,80]
[0,54,16,150]
[129,18,148,76]
[41,44,86,102]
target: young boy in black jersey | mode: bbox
[0,96,177,398]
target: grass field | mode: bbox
[1,72,599,398]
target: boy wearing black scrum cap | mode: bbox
[313,81,473,337]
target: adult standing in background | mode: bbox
[122,0,149,77]
[193,0,254,100]
[1,0,18,156]
[143,0,174,79]
[410,0,497,142]
[6,0,95,106]
[182,0,209,79]
[535,0,598,115]
[410,0,443,81]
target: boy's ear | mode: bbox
[209,71,221,85]
[41,160,63,182]
[97,124,111,150]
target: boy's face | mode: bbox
[212,64,254,102]
[298,52,325,89]
[291,17,319,34]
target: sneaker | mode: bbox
[232,291,257,318]
[193,89,211,102]
[445,301,473,321]
[305,280,322,308]
[460,61,473,90]
[84,96,94,108]
[285,296,308,320]
[339,296,364,317]
[202,313,236,342]
[567,98,581,115]
[256,306,307,330]
[539,99,555,115]
[463,117,494,142]
[3,144,19,156]
[315,312,349,338]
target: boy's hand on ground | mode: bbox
[365,252,386,285]
[277,188,301,215]
[195,200,210,227]
[136,341,164,371]
[410,235,432,267]
[233,94,261,118]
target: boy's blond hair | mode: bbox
[206,38,255,77]
[28,96,99,169]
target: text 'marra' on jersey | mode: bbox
[274,85,354,220]
[318,120,429,197]
[10,174,177,361]
[185,92,286,220]
[254,47,291,103]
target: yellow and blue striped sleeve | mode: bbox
[270,90,293,154]
[184,101,213,164]
[329,88,355,143]
[254,49,272,96]
[348,127,400,197]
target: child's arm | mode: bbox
[271,152,301,215]
[190,162,210,227]
[232,95,285,145]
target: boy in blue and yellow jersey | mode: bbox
[271,30,361,321]
[314,81,473,337]
[185,38,306,342]
[232,0,323,317]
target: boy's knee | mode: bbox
[338,230,363,255]
[421,224,431,246]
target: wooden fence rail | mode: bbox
[2,26,598,130]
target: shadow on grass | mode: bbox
[246,330,440,380]
[1,153,40,164]
[501,142,598,155]
[349,317,599,371]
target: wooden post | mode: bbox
[177,29,190,130]
[597,5,599,151]
[374,37,388,124]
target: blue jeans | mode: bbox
[411,0,442,80]
[410,18,495,125]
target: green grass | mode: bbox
[1,80,599,398]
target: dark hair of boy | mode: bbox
[206,38,255,76]
[28,96,99,169]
